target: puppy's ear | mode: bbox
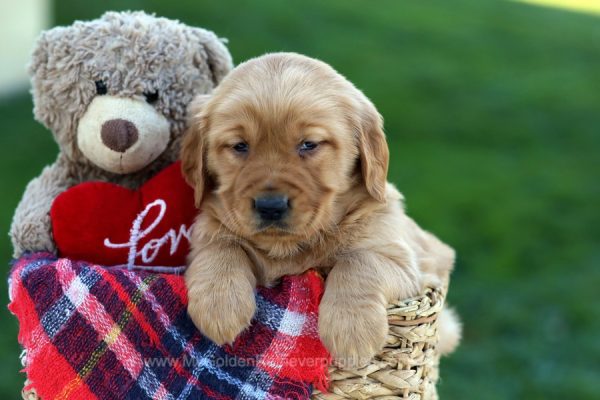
[357,98,389,203]
[182,94,212,207]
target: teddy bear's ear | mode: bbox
[192,28,233,86]
[27,28,74,146]
[28,31,50,79]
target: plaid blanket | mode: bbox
[9,253,330,400]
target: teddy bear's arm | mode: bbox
[10,159,76,258]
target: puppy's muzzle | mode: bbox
[254,194,289,222]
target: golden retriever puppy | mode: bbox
[181,52,460,367]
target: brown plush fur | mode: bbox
[182,53,461,367]
[10,11,232,257]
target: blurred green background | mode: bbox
[1,0,599,398]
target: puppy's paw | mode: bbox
[319,299,388,369]
[187,280,256,345]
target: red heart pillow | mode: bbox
[51,161,197,270]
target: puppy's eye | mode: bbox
[299,141,318,153]
[144,90,159,104]
[95,80,107,95]
[232,142,249,153]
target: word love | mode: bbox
[104,199,192,269]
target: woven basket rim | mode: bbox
[312,285,446,400]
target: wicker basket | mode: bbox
[21,287,445,400]
[311,287,444,400]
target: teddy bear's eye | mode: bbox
[95,80,108,95]
[144,91,159,104]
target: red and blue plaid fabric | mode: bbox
[9,252,330,400]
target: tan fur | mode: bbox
[182,53,460,367]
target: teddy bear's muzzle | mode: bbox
[77,96,171,174]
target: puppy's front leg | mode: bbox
[319,250,420,368]
[185,241,257,345]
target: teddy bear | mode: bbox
[9,11,232,258]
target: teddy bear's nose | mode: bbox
[101,119,139,153]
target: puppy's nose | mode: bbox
[254,194,289,221]
[101,118,139,152]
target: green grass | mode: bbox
[1,0,599,398]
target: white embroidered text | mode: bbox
[104,199,192,269]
